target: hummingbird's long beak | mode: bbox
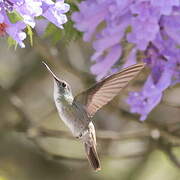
[42,61,60,82]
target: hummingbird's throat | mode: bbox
[57,93,74,105]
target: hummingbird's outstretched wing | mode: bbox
[74,63,145,117]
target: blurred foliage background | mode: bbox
[0,33,180,180]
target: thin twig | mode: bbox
[120,109,180,145]
[27,126,149,141]
[162,100,180,109]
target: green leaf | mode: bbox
[7,11,23,23]
[27,25,33,46]
[7,37,18,49]
[52,31,62,44]
[44,23,58,37]
[43,23,61,44]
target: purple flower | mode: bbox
[127,90,162,121]
[72,0,110,42]
[127,66,173,120]
[6,21,26,48]
[72,0,131,79]
[0,10,26,47]
[127,1,160,50]
[163,14,180,44]
[91,44,122,80]
[42,0,70,29]
[35,19,48,36]
[14,0,42,27]
[127,37,179,120]
[150,0,180,15]
[0,0,70,47]
[72,0,180,120]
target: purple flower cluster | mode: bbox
[72,0,180,120]
[0,0,69,47]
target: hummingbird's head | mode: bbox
[42,61,73,102]
[53,78,72,97]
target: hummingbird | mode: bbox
[42,61,145,171]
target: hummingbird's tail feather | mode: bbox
[84,143,101,171]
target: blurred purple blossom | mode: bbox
[0,9,26,47]
[42,0,69,29]
[72,0,180,120]
[0,0,69,47]
[35,19,48,36]
[14,0,43,28]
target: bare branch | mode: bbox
[120,109,180,145]
[162,100,180,109]
[28,126,149,141]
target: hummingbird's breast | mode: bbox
[55,98,90,137]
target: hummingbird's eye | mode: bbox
[62,82,66,88]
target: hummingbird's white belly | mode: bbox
[55,99,90,137]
